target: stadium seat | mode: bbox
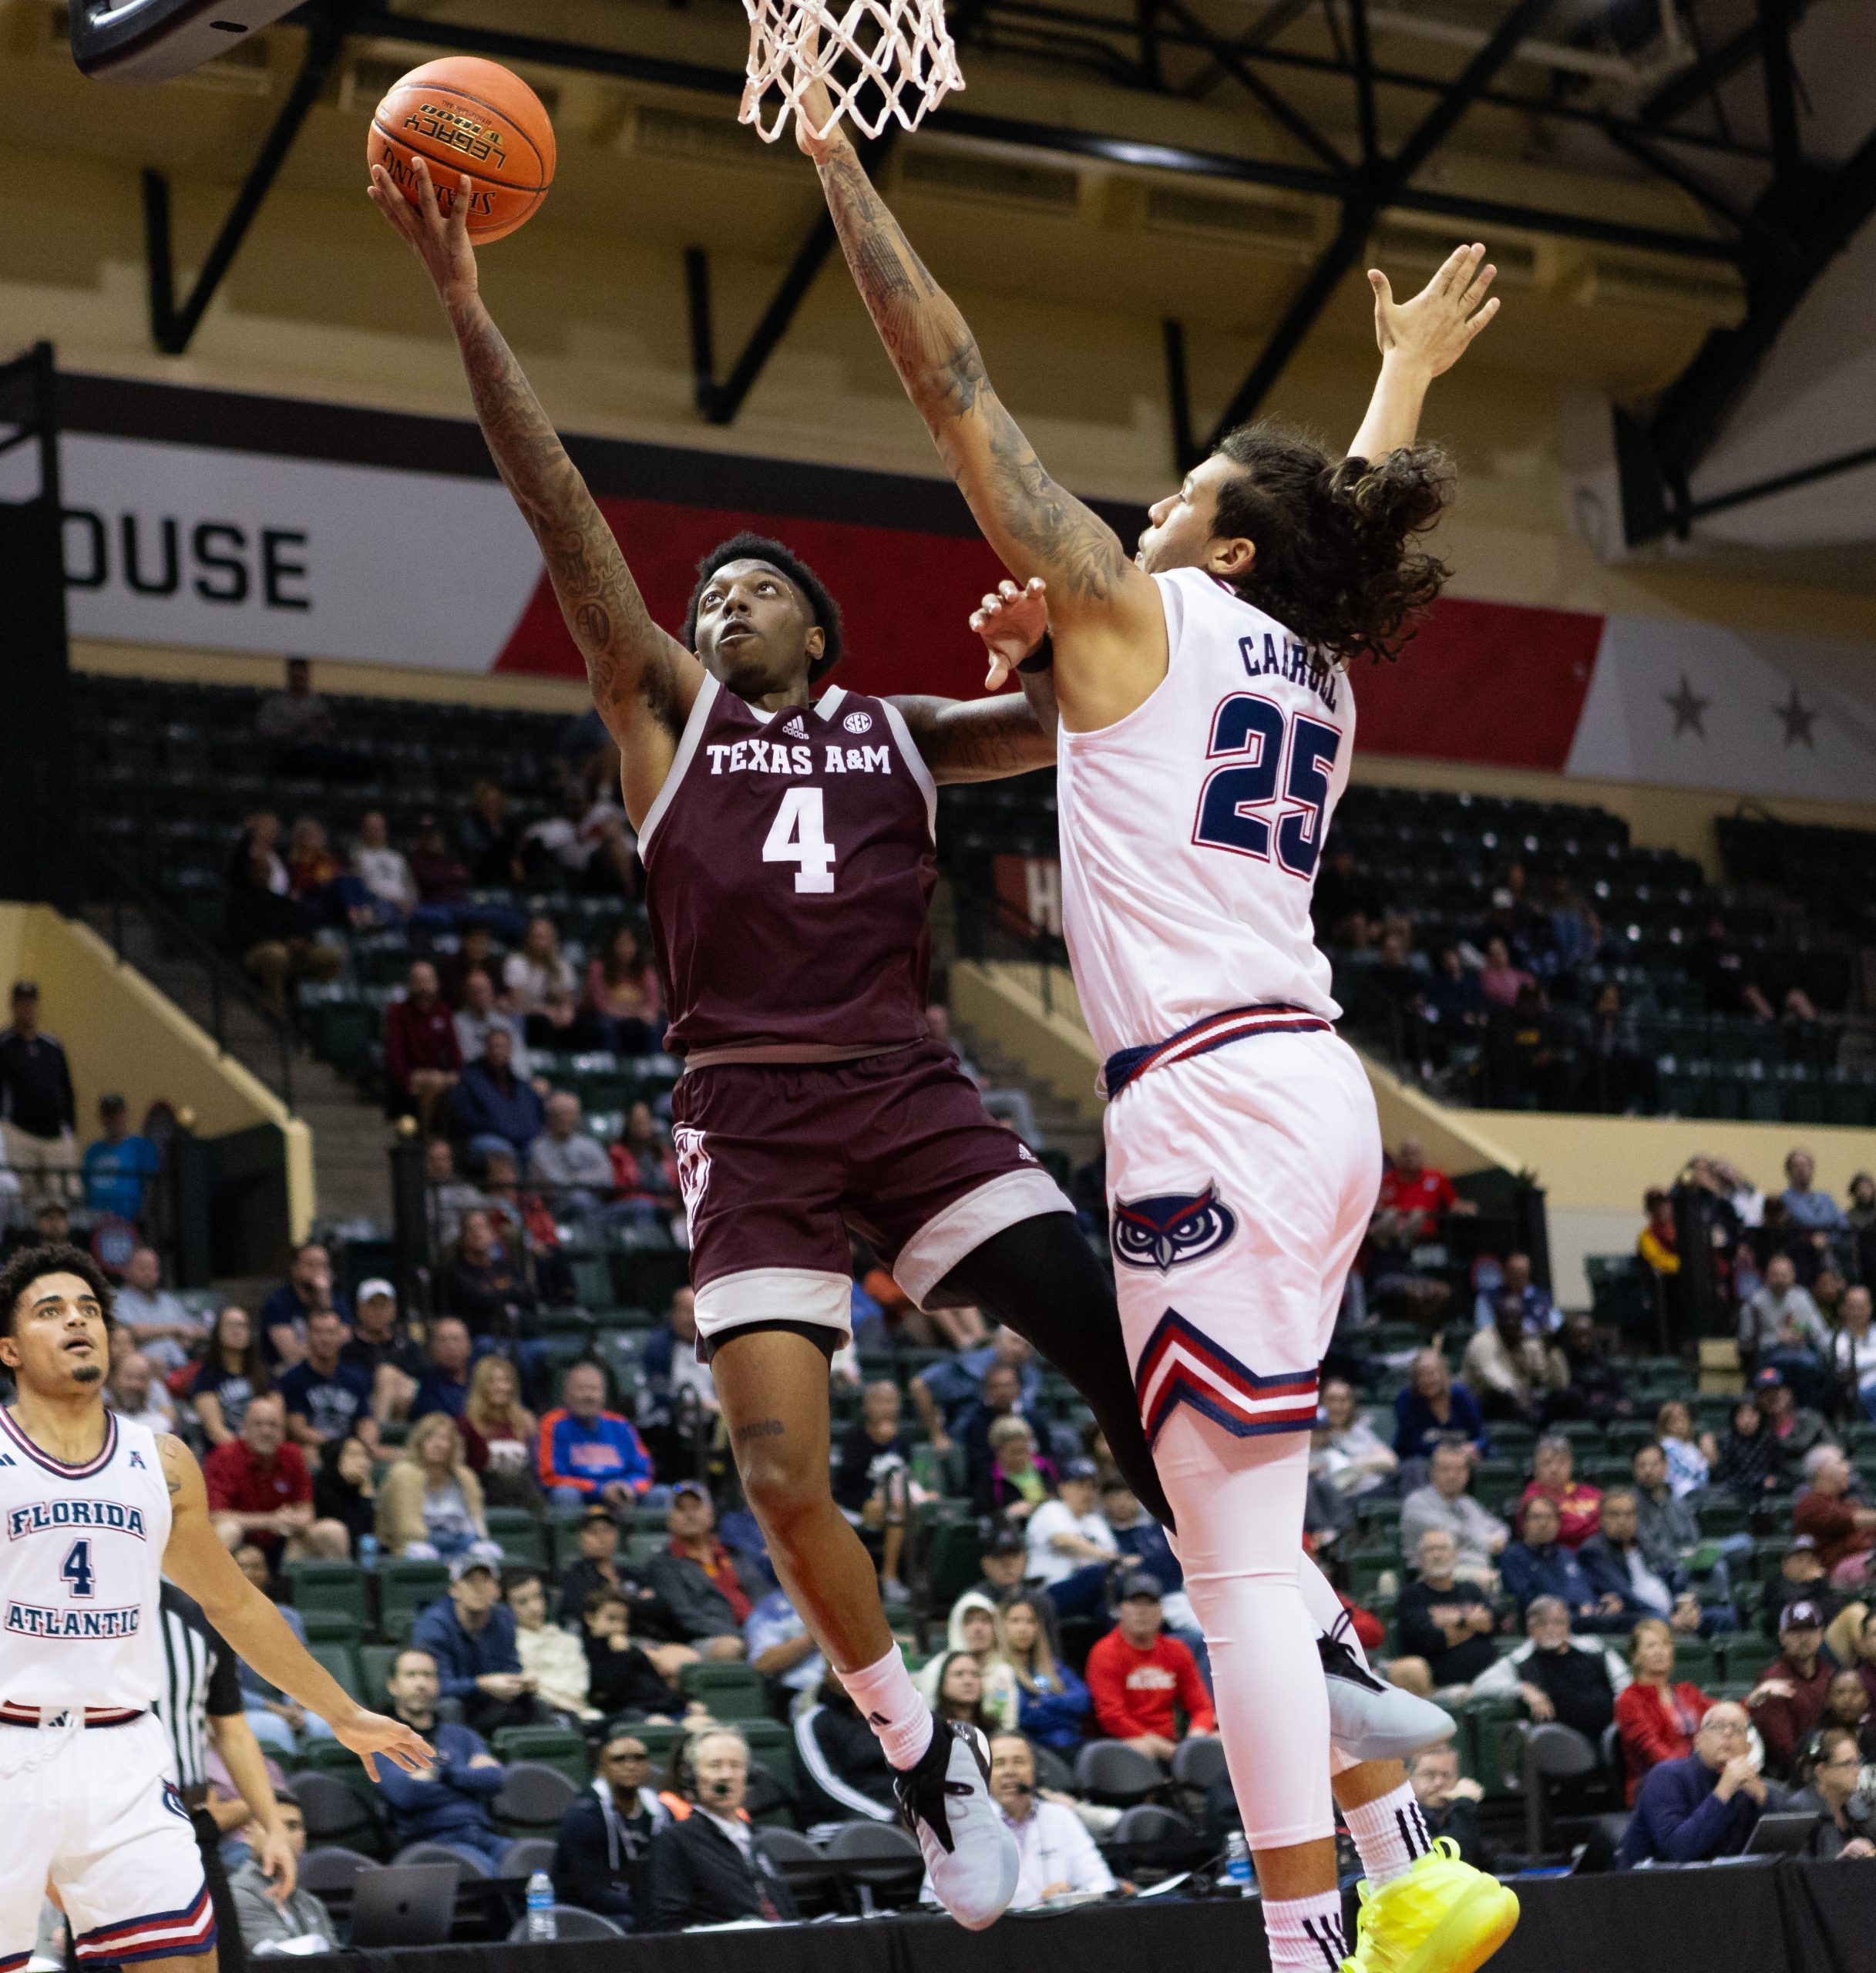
[756,1828,842,1915]
[823,1823,925,1911]
[493,1760,581,1834]
[679,1659,769,1719]
[378,1558,450,1631]
[290,1771,387,1858]
[491,1725,590,1789]
[485,1507,549,1568]
[284,1560,371,1628]
[503,1907,624,1941]
[497,1838,558,1881]
[1074,1739,1162,1806]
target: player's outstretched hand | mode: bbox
[971,576,1048,691]
[332,1706,436,1782]
[1368,241,1498,377]
[792,24,839,158]
[368,156,479,311]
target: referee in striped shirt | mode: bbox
[149,1582,298,1973]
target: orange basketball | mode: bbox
[370,58,556,244]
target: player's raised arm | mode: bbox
[798,115,1163,700]
[890,580,1059,782]
[368,156,704,826]
[158,1435,434,1782]
[1348,244,1500,462]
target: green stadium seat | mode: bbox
[741,1719,798,1794]
[378,1558,449,1631]
[298,1608,364,1647]
[486,1508,549,1569]
[924,1518,987,1609]
[309,1642,363,1703]
[679,1661,770,1720]
[491,1725,590,1789]
[358,1643,401,1706]
[284,1560,371,1628]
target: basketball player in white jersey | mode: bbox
[802,103,1517,1973]
[0,1245,431,1973]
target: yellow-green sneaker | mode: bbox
[1340,1840,1519,1973]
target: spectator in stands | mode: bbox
[459,1353,540,1509]
[341,1279,423,1423]
[527,1091,615,1213]
[556,1504,682,1655]
[1784,1148,1848,1269]
[608,1101,680,1218]
[586,924,665,1054]
[925,1595,1020,1731]
[1101,1478,1203,1647]
[909,1326,1041,1454]
[82,1094,162,1223]
[972,1523,1030,1602]
[1827,1284,1876,1422]
[1025,1457,1117,1619]
[107,1349,175,1435]
[1773,1538,1866,1669]
[787,1672,899,1825]
[1741,1253,1831,1404]
[1749,1600,1835,1780]
[1393,1350,1488,1465]
[832,1379,913,1595]
[1401,1440,1508,1585]
[451,1025,546,1166]
[1469,1250,1556,1336]
[1613,1616,1714,1805]
[553,1727,668,1919]
[539,1360,655,1509]
[1404,1745,1490,1870]
[410,1552,538,1734]
[985,1731,1116,1905]
[1822,1669,1875,1757]
[1794,1447,1876,1588]
[350,809,416,920]
[1694,916,1784,1022]
[1394,1528,1497,1696]
[1421,943,1488,1060]
[376,1645,512,1870]
[746,1582,825,1705]
[1518,1434,1603,1548]
[1472,1595,1628,1740]
[0,980,76,1196]
[1757,1366,1835,1483]
[384,961,461,1134]
[976,1416,1057,1523]
[1618,1700,1765,1867]
[1575,981,1659,1115]
[583,1584,685,1719]
[278,1306,378,1457]
[457,777,523,889]
[1377,1135,1474,1241]
[435,921,501,1013]
[204,1393,348,1561]
[113,1244,203,1372]
[1313,1378,1397,1497]
[1085,1573,1215,1760]
[524,980,611,1056]
[1713,1393,1783,1503]
[423,1137,486,1251]
[1631,1440,1739,1614]
[453,970,534,1078]
[1791,1726,1876,1861]
[1000,1594,1091,1753]
[648,1482,753,1661]
[503,915,578,1016]
[958,1360,1041,1495]
[1501,1494,1610,1628]
[408,812,472,910]
[1477,935,1533,1011]
[1578,1489,1713,1637]
[225,816,342,1010]
[645,1727,798,1930]
[410,1314,474,1421]
[1652,1398,1714,1497]
[190,1305,268,1445]
[312,1434,377,1557]
[258,1241,348,1371]
[925,1650,1001,1737]
[228,1791,330,1956]
[433,1208,536,1343]
[378,1412,501,1566]
[1462,1296,1565,1427]
[1550,1313,1634,1426]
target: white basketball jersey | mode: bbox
[1056,566,1355,1064]
[0,1407,170,1712]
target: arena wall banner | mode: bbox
[32,369,1876,804]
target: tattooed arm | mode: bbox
[890,694,1054,783]
[800,122,1165,727]
[369,159,704,828]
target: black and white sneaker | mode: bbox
[1320,1627,1456,1761]
[894,1719,1019,1931]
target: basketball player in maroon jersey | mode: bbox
[372,157,1444,1930]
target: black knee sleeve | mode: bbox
[940,1213,1175,1531]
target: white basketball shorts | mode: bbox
[1104,1027,1382,1450]
[0,1712,213,1970]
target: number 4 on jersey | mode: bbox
[62,1538,96,1599]
[764,787,837,894]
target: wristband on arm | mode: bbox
[1017,631,1054,674]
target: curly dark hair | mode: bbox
[0,1242,116,1336]
[681,532,845,682]
[1210,421,1457,666]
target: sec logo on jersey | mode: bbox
[842,711,873,734]
[1111,1184,1237,1272]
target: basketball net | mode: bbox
[738,0,964,143]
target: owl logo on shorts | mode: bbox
[673,1127,711,1242]
[1111,1184,1237,1272]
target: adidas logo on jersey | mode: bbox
[783,715,807,738]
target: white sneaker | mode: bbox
[1320,1630,1456,1761]
[893,1719,1020,1930]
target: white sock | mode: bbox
[838,1646,935,1770]
[1342,1781,1435,1888]
[1262,1888,1349,1972]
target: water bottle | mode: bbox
[525,1870,556,1941]
[358,1534,378,1571]
[1223,1832,1252,1894]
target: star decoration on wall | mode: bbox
[1663,674,1710,738]
[1772,682,1818,749]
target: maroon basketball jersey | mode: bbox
[640,675,938,1055]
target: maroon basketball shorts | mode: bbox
[670,1039,1072,1345]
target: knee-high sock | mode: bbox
[1154,1410,1333,1853]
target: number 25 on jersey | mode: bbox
[764,787,838,894]
[1193,694,1340,879]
